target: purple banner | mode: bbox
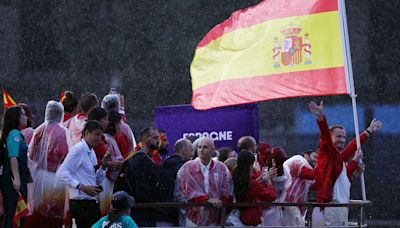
[154,104,259,154]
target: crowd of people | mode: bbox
[0,91,382,227]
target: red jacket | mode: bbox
[93,135,107,166]
[115,132,129,158]
[239,175,277,226]
[314,116,367,203]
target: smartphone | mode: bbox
[97,185,103,192]
[262,167,269,182]
[272,159,276,168]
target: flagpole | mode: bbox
[339,0,367,201]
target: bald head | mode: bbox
[197,137,215,164]
[237,136,257,153]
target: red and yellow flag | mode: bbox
[2,89,17,109]
[191,0,350,109]
[13,193,29,228]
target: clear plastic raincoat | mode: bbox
[174,159,231,226]
[27,101,71,226]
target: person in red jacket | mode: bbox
[232,150,277,226]
[309,101,382,226]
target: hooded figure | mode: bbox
[282,154,315,226]
[27,101,71,227]
[101,94,136,157]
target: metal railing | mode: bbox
[132,200,372,227]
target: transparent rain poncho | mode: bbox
[101,94,120,112]
[28,101,71,220]
[174,159,231,226]
[101,94,136,152]
[67,112,86,146]
[281,155,315,226]
[283,155,314,204]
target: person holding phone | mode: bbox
[57,121,110,228]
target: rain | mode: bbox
[0,0,399,227]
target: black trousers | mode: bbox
[70,199,101,228]
[0,174,28,228]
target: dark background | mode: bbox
[0,0,399,223]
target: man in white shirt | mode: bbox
[57,120,110,228]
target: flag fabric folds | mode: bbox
[13,192,29,228]
[2,89,17,109]
[190,0,350,110]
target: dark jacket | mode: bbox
[156,154,184,224]
[116,150,158,227]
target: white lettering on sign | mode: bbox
[183,131,233,141]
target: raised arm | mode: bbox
[342,118,383,161]
[309,101,333,154]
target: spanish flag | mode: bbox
[13,192,29,228]
[191,0,351,110]
[2,89,17,109]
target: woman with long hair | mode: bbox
[92,191,137,228]
[232,151,277,226]
[262,147,289,226]
[26,101,71,227]
[0,106,32,228]
[99,110,124,215]
[18,103,35,145]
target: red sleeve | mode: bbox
[346,160,358,181]
[56,131,70,162]
[299,166,315,180]
[115,133,129,158]
[317,116,335,155]
[189,195,208,203]
[341,132,368,162]
[93,138,107,166]
[249,179,277,202]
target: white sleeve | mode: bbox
[56,145,82,188]
[96,168,106,185]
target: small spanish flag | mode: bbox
[60,91,66,102]
[2,89,17,109]
[13,192,29,228]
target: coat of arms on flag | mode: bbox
[273,23,312,68]
[190,0,350,110]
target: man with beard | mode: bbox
[281,150,317,226]
[151,129,170,165]
[119,127,160,227]
[309,101,382,226]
